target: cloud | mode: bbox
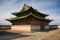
[0,0,60,25]
[0,19,11,25]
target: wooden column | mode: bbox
[40,23,45,30]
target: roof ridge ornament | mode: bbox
[20,4,30,12]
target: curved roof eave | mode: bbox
[6,13,52,23]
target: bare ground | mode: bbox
[42,29,60,40]
[0,29,60,40]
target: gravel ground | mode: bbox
[0,29,60,40]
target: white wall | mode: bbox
[31,25,40,31]
[58,26,60,28]
[45,26,49,29]
[11,25,31,32]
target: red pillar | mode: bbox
[40,23,45,30]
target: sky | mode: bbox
[0,0,60,25]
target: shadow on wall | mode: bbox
[0,31,31,40]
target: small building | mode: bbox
[6,4,52,32]
[49,25,60,29]
[0,25,11,30]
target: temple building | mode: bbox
[6,4,52,32]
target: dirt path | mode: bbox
[42,30,60,40]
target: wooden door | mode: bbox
[40,24,45,30]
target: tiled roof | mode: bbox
[6,13,52,22]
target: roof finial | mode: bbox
[24,4,26,6]
[24,4,30,7]
[21,4,30,12]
